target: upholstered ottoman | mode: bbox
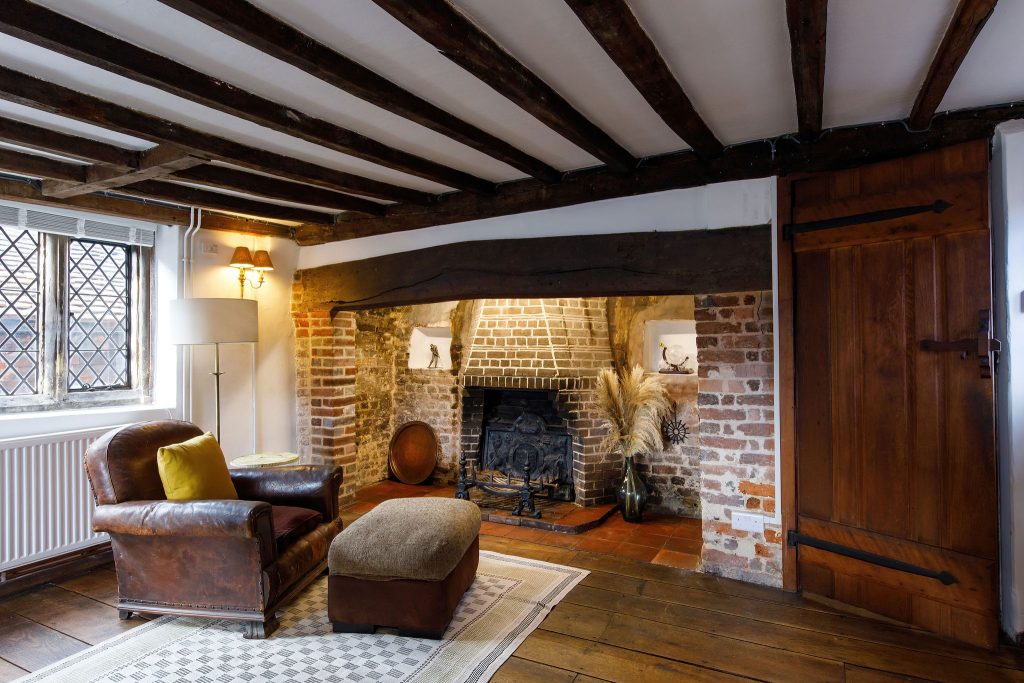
[328,497,480,639]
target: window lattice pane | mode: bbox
[0,226,40,396]
[67,239,130,391]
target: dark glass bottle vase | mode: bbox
[617,455,648,523]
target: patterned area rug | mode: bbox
[17,551,587,683]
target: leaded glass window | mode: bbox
[0,227,39,396]
[67,239,130,391]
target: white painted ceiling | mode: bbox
[0,0,1022,214]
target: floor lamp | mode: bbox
[170,298,259,443]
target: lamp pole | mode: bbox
[212,342,223,443]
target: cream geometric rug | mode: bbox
[15,551,588,683]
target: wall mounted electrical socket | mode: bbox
[732,512,765,533]
[200,242,218,254]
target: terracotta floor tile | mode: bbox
[671,521,704,539]
[504,526,549,543]
[585,526,632,542]
[575,536,622,554]
[638,520,685,535]
[625,531,671,549]
[480,521,513,537]
[665,536,703,554]
[535,532,582,549]
[612,542,661,563]
[651,549,701,570]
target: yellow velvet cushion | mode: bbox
[157,432,238,500]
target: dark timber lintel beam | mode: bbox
[296,100,1024,244]
[785,0,827,138]
[372,0,636,172]
[41,144,206,198]
[909,0,998,130]
[158,0,562,183]
[0,65,433,204]
[0,116,139,169]
[301,226,771,311]
[564,0,722,159]
[0,0,494,194]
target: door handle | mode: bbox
[919,309,1001,378]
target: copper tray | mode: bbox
[388,421,439,485]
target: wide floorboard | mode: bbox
[1,536,1022,682]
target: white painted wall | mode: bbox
[299,179,774,268]
[993,122,1024,639]
[185,227,299,458]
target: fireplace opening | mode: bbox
[458,387,576,513]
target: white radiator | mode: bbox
[0,426,117,571]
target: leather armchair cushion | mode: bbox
[271,506,322,553]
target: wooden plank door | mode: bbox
[787,141,1000,648]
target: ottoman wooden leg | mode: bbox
[332,622,375,634]
[243,617,279,639]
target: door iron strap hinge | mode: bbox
[787,530,959,586]
[782,199,951,240]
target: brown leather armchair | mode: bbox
[84,420,343,638]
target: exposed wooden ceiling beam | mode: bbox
[0,66,432,204]
[158,0,562,184]
[0,177,293,237]
[372,0,636,172]
[0,1,494,195]
[41,144,205,198]
[0,147,86,182]
[563,0,722,159]
[119,180,336,224]
[172,165,387,216]
[785,0,827,138]
[909,0,998,130]
[0,116,138,169]
[0,145,337,223]
[296,100,1024,245]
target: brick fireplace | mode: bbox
[291,282,783,586]
[458,298,615,506]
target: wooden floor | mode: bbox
[2,534,1023,681]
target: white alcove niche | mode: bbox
[408,326,453,370]
[644,319,698,374]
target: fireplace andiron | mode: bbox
[456,410,574,518]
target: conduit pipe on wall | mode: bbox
[179,208,201,424]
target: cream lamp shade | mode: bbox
[169,298,258,344]
[169,298,258,443]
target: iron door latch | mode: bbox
[919,309,1001,378]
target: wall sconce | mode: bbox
[229,246,274,298]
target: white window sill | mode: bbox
[0,403,178,442]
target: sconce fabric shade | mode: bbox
[252,250,274,271]
[169,298,258,344]
[229,246,254,269]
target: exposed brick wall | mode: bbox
[292,273,358,496]
[354,307,406,488]
[695,291,781,586]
